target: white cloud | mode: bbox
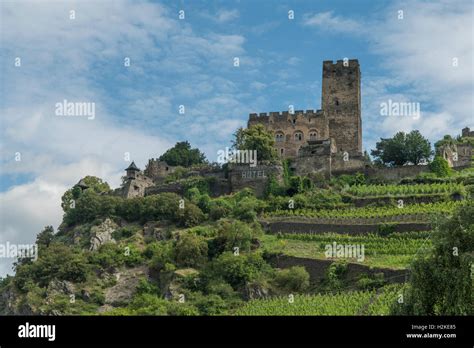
[216,9,239,23]
[303,11,364,34]
[0,0,250,276]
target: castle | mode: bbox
[108,59,471,198]
[247,59,366,177]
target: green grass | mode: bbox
[235,284,404,315]
[261,232,431,270]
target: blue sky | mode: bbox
[0,0,472,275]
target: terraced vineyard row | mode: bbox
[264,201,464,219]
[277,232,431,255]
[235,285,404,315]
[346,183,464,197]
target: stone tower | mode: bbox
[322,59,362,156]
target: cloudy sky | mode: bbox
[0,0,472,276]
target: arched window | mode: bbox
[294,131,303,142]
[309,131,318,140]
[280,148,284,155]
[275,132,284,142]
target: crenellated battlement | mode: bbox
[323,59,359,69]
[248,109,323,123]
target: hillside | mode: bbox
[1,167,473,316]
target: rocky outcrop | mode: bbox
[90,218,118,251]
[104,266,148,306]
[46,279,75,297]
[244,281,270,300]
[143,221,170,241]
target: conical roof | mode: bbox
[125,161,140,171]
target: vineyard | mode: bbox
[276,232,431,256]
[264,201,464,219]
[235,284,404,315]
[346,183,465,197]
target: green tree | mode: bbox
[371,130,431,166]
[429,156,452,177]
[392,203,473,315]
[405,130,432,165]
[159,141,207,167]
[214,219,262,253]
[61,176,110,213]
[36,226,54,248]
[208,252,270,289]
[232,124,278,162]
[174,233,208,268]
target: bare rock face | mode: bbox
[46,279,76,297]
[105,266,147,306]
[89,218,118,251]
[143,221,170,241]
[244,281,270,300]
[164,268,199,300]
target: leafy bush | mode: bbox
[208,198,233,220]
[232,196,265,222]
[174,233,208,268]
[14,244,89,291]
[207,252,271,289]
[273,266,310,293]
[356,273,385,290]
[324,261,348,291]
[146,242,175,272]
[429,156,452,177]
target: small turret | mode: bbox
[125,161,140,179]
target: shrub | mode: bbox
[214,219,262,254]
[146,242,175,272]
[377,223,397,236]
[324,261,348,291]
[273,266,310,293]
[174,233,208,268]
[356,273,385,290]
[232,196,264,222]
[175,203,205,227]
[208,252,271,289]
[208,198,232,220]
[429,156,452,177]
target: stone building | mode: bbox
[143,159,176,183]
[438,128,473,169]
[462,127,474,138]
[248,59,365,176]
[120,162,154,198]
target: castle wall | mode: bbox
[144,159,176,183]
[248,110,329,159]
[228,163,283,197]
[122,173,154,198]
[330,153,367,175]
[364,165,429,182]
[291,140,334,178]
